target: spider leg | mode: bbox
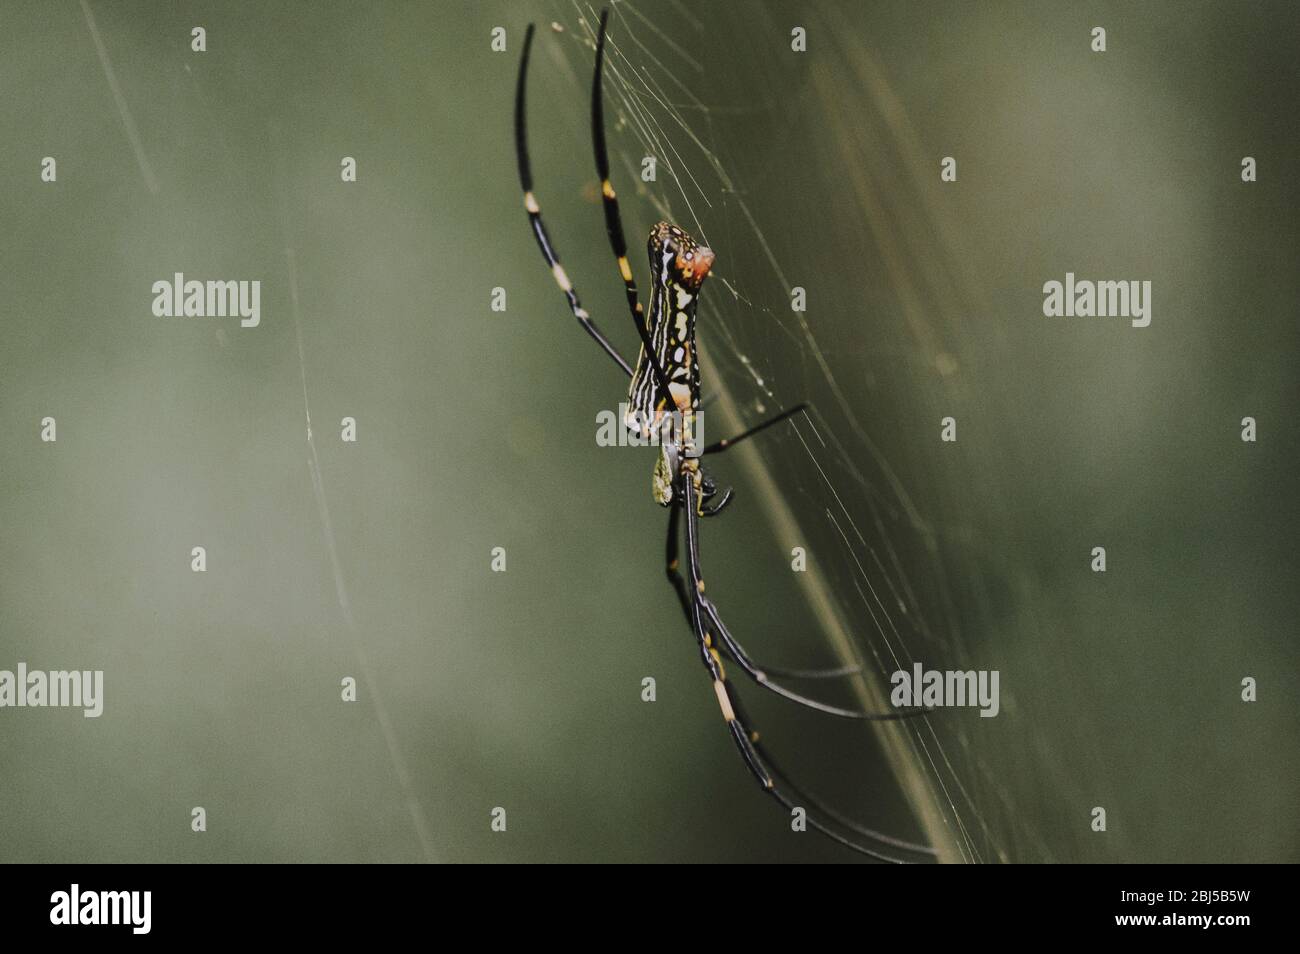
[664,501,693,623]
[668,493,853,681]
[697,469,735,515]
[695,402,877,675]
[681,472,924,863]
[694,403,810,515]
[751,661,863,680]
[727,678,937,859]
[702,403,808,456]
[701,596,928,719]
[697,481,734,516]
[683,473,927,722]
[515,22,633,377]
[591,10,678,417]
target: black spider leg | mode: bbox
[697,482,734,517]
[671,410,870,684]
[680,478,927,720]
[696,403,814,517]
[702,403,809,456]
[516,23,632,376]
[696,405,816,522]
[520,11,703,510]
[680,472,918,863]
[667,494,931,857]
[591,9,678,422]
[703,597,931,719]
[667,502,843,674]
[666,503,904,691]
[664,501,692,622]
[726,676,937,859]
[748,733,941,857]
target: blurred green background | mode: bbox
[0,0,1294,863]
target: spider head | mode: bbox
[649,222,714,292]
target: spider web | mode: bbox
[571,0,1300,866]
[557,0,1050,864]
[10,0,1288,865]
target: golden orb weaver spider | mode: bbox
[515,9,935,862]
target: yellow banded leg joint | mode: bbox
[712,680,735,723]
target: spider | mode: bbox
[514,9,936,863]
